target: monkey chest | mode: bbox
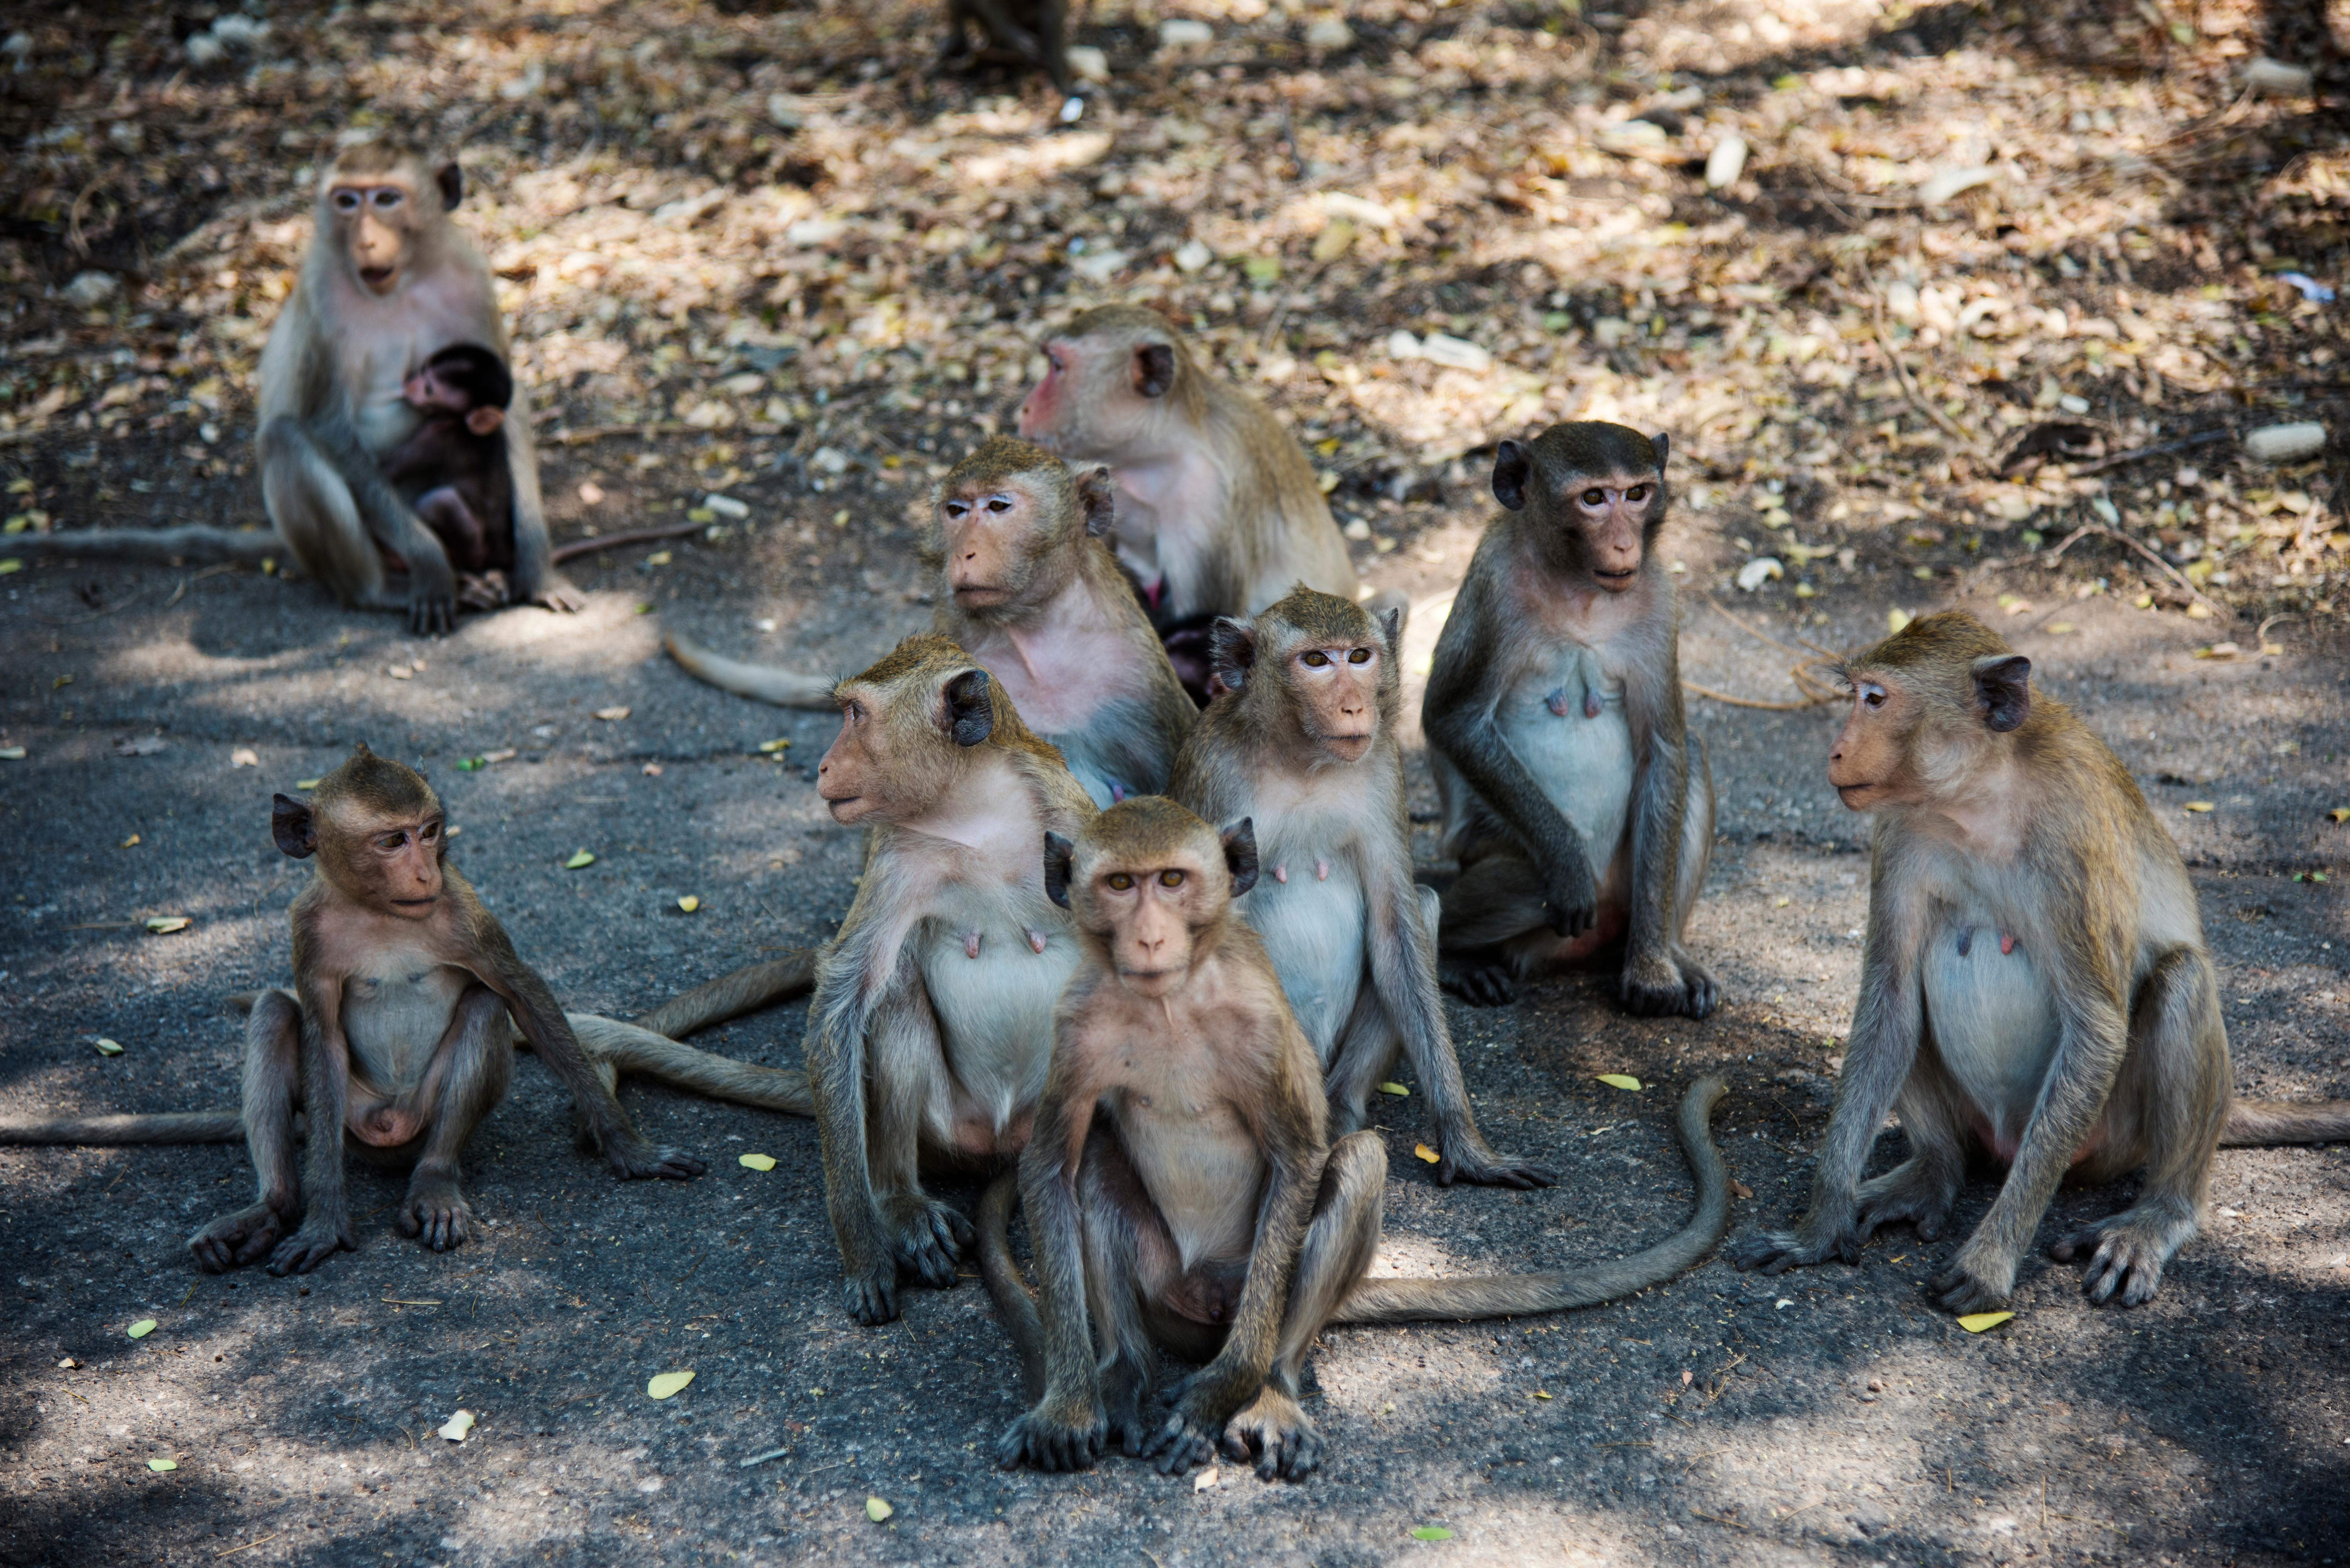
[1116,1100,1265,1270]
[1499,650,1635,853]
[1920,917,2060,1150]
[338,960,476,1086]
[1241,854,1367,1066]
[916,913,1076,1105]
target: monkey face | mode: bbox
[1051,804,1256,997]
[1564,474,1658,590]
[1826,671,1921,810]
[815,688,905,826]
[937,478,1050,609]
[330,179,420,294]
[1015,327,1173,456]
[329,806,449,917]
[401,364,470,415]
[1285,640,1381,762]
[815,667,993,827]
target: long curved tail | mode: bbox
[631,951,818,1041]
[664,629,837,709]
[561,1014,813,1117]
[1,525,281,565]
[0,1111,244,1145]
[2222,1097,2350,1147]
[1336,1075,1730,1323]
[976,1171,1046,1401]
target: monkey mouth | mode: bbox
[359,266,397,291]
[1592,567,1639,590]
[951,583,1011,606]
[1833,782,1881,808]
[1319,733,1374,760]
[389,895,438,911]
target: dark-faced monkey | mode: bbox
[1424,422,1717,1018]
[801,634,1099,1324]
[669,437,1195,807]
[983,798,1729,1481]
[0,744,702,1274]
[1729,613,2350,1311]
[1014,305,1386,699]
[1169,588,1553,1188]
[376,342,516,601]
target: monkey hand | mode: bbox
[1725,1221,1863,1275]
[886,1196,974,1291]
[397,1173,474,1253]
[1536,853,1600,939]
[532,574,586,614]
[1432,1131,1558,1190]
[188,1202,290,1273]
[1926,1246,2016,1315]
[1219,1386,1325,1482]
[406,575,456,636]
[1619,948,1718,1019]
[2049,1214,2175,1308]
[1147,1368,1259,1475]
[264,1212,357,1276]
[995,1399,1107,1473]
[840,1262,902,1326]
[604,1137,706,1181]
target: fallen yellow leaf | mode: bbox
[1596,1074,1643,1091]
[2183,802,2214,814]
[646,550,673,566]
[1193,1469,1218,1493]
[147,1459,177,1472]
[126,1319,156,1339]
[757,737,792,753]
[677,895,701,913]
[866,1495,895,1521]
[594,706,632,721]
[647,1370,695,1399]
[564,850,597,869]
[437,1409,475,1441]
[1955,1312,2015,1333]
[1533,1390,1552,1400]
[2045,622,2076,634]
[145,916,190,934]
[119,834,140,848]
[2330,808,2349,824]
[1886,607,1913,634]
[94,1038,123,1057]
[0,746,24,759]
[739,1153,777,1172]
[1413,1143,1440,1164]
[295,778,321,790]
[230,748,259,768]
[1377,1082,1409,1097]
[1773,895,1790,908]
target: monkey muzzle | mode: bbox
[1592,566,1640,592]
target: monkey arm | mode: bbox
[501,383,581,612]
[1618,680,1713,1017]
[269,973,357,1276]
[1362,856,1556,1189]
[803,913,921,1324]
[997,1066,1109,1472]
[310,413,460,635]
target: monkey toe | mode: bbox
[1440,1146,1559,1190]
[842,1272,901,1326]
[1439,962,1517,1008]
[264,1222,353,1277]
[1928,1264,2010,1316]
[1725,1230,1821,1274]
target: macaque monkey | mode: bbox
[0,745,701,1273]
[376,342,516,607]
[938,0,1079,110]
[802,634,1098,1324]
[1729,614,2350,1311]
[1169,589,1552,1188]
[1014,305,1377,698]
[669,437,1195,807]
[984,799,1729,1480]
[1424,422,1717,1019]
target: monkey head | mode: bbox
[925,437,1114,617]
[1492,422,1672,592]
[272,742,448,919]
[403,343,512,437]
[1209,588,1401,765]
[1827,611,2033,812]
[1016,305,1191,459]
[318,142,463,297]
[1045,798,1257,999]
[816,635,1048,827]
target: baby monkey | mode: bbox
[378,343,517,607]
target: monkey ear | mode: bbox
[271,794,318,860]
[1076,466,1118,539]
[1972,655,2032,733]
[1042,832,1076,909]
[1650,432,1671,473]
[1133,343,1176,400]
[942,669,994,747]
[350,740,375,759]
[436,162,464,211]
[464,407,504,437]
[1220,817,1259,899]
[1377,604,1404,653]
[1492,440,1531,511]
[1208,617,1256,695]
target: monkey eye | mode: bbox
[985,495,1014,513]
[1107,872,1135,892]
[372,188,404,209]
[1046,349,1065,373]
[332,190,360,212]
[1158,869,1186,888]
[1864,689,1886,709]
[1347,647,1371,664]
[943,500,968,518]
[421,820,441,841]
[1580,488,1606,507]
[1626,485,1649,502]
[1301,650,1329,667]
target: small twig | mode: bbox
[214,1535,279,1560]
[1862,270,1985,455]
[2039,523,2231,621]
[2065,427,2227,477]
[2256,612,2298,648]
[1689,1507,1752,1532]
[381,1297,443,1307]
[550,517,711,565]
[738,1445,794,1469]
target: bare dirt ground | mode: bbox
[4,0,2348,1564]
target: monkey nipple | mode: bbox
[965,931,984,960]
[1999,933,2018,956]
[1315,859,1330,882]
[1586,691,1603,719]
[1272,864,1289,884]
[1026,927,1049,954]
[1956,928,1973,957]
[1546,687,1573,718]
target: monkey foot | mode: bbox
[1619,954,1717,1019]
[1220,1387,1324,1482]
[265,1216,357,1277]
[996,1406,1107,1473]
[1438,958,1518,1007]
[887,1198,974,1290]
[1434,1137,1559,1190]
[1853,1165,1955,1243]
[397,1177,474,1253]
[188,1202,287,1274]
[1725,1227,1861,1275]
[2050,1219,2174,1307]
[841,1267,901,1326]
[607,1139,706,1181]
[1926,1255,2015,1315]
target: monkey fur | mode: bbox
[376,342,517,594]
[1168,587,1554,1188]
[937,0,1076,101]
[1728,612,2350,1311]
[1424,421,1718,1019]
[983,797,1729,1481]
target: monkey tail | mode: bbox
[560,1014,813,1117]
[631,951,818,1041]
[2220,1097,2350,1147]
[0,525,281,566]
[0,1112,245,1145]
[663,630,838,709]
[1335,1075,1731,1324]
[975,1171,1047,1402]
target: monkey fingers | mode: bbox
[1437,958,1518,1009]
[265,1214,357,1276]
[2049,1220,2171,1308]
[887,1196,975,1289]
[398,1173,474,1253]
[1538,860,1601,940]
[1219,1386,1324,1482]
[1925,1251,2015,1315]
[1724,1226,1862,1275]
[1433,1138,1559,1191]
[1148,1370,1259,1475]
[601,1137,706,1181]
[188,1202,289,1273]
[995,1404,1108,1472]
[1619,952,1718,1020]
[532,577,586,614]
[406,582,456,637]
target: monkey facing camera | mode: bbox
[1729,613,2350,1312]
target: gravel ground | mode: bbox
[1,512,2344,1568]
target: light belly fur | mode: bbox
[1242,858,1365,1067]
[918,922,1076,1140]
[1920,918,2061,1156]
[339,960,473,1088]
[1498,654,1635,867]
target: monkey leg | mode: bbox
[1618,734,1717,1019]
[396,986,515,1254]
[1852,1044,1971,1244]
[259,416,390,610]
[189,990,303,1273]
[2047,947,2228,1307]
[1435,847,1545,1006]
[1076,1138,1180,1459]
[413,486,489,573]
[1321,979,1403,1139]
[867,995,974,1294]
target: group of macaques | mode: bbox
[6,141,2347,1483]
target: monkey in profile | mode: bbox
[984,798,1729,1481]
[1014,305,1391,700]
[1169,588,1552,1188]
[669,437,1194,808]
[376,343,515,604]
[0,744,705,1273]
[1729,613,2350,1311]
[1423,422,1717,1018]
